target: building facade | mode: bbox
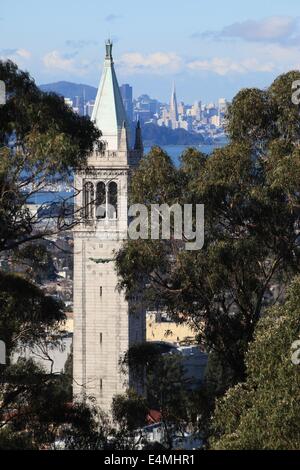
[73,41,145,413]
[120,84,133,123]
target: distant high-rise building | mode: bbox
[178,101,185,115]
[84,100,95,118]
[65,97,80,114]
[218,98,227,114]
[205,103,218,119]
[218,98,227,122]
[73,95,84,115]
[134,95,157,115]
[120,84,133,122]
[64,98,73,108]
[191,101,202,121]
[211,114,221,127]
[169,82,179,125]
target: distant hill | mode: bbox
[39,81,97,102]
[142,123,204,146]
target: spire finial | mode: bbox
[105,39,113,60]
[134,120,143,153]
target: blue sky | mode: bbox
[1,0,300,103]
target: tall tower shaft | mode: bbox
[73,41,145,413]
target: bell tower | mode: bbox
[73,41,145,412]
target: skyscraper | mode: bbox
[192,101,202,121]
[73,41,145,413]
[120,83,133,122]
[169,82,179,127]
[84,100,95,118]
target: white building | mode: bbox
[84,100,95,118]
[64,97,73,108]
[73,40,145,413]
[169,82,179,128]
[191,101,202,121]
[211,114,221,127]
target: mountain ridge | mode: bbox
[39,81,97,102]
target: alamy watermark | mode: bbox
[0,340,6,365]
[291,80,300,105]
[291,340,300,366]
[0,80,5,105]
[95,203,204,251]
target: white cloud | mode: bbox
[222,16,298,43]
[198,16,300,45]
[42,50,94,76]
[188,57,275,75]
[43,50,75,71]
[119,51,182,74]
[16,48,31,59]
[258,43,299,63]
[0,48,31,60]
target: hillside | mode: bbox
[142,123,204,146]
[39,81,97,102]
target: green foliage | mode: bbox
[112,390,148,431]
[210,277,300,450]
[268,71,300,141]
[0,271,65,360]
[0,60,100,253]
[0,60,100,172]
[0,427,37,450]
[11,242,58,282]
[225,88,276,148]
[266,140,300,203]
[130,146,180,206]
[226,71,300,150]
[120,342,198,448]
[0,359,78,448]
[115,72,300,446]
[121,342,163,379]
[0,61,101,449]
[116,71,300,386]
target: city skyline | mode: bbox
[63,79,228,145]
[1,0,300,102]
[58,78,227,107]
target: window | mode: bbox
[96,182,106,219]
[108,181,118,219]
[85,180,119,220]
[83,182,94,219]
[100,333,102,345]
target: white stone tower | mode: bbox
[73,40,145,413]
